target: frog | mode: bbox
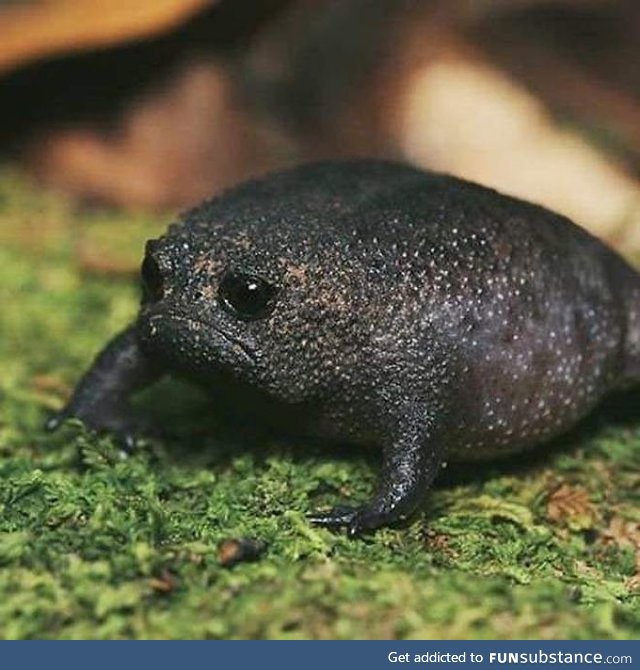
[46,160,640,537]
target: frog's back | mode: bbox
[346,164,640,459]
[247,160,640,458]
[184,159,640,427]
[189,159,634,274]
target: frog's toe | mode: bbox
[115,429,141,454]
[307,505,359,529]
[44,411,69,432]
[345,508,394,538]
[44,401,144,449]
[309,503,413,538]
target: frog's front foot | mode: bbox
[44,326,162,451]
[45,400,142,452]
[309,429,440,538]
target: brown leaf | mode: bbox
[546,483,595,530]
[602,517,640,551]
[149,569,178,593]
[424,529,457,558]
[217,537,266,568]
[31,374,71,397]
[602,517,640,590]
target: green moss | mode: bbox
[1,168,639,639]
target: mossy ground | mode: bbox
[1,168,639,639]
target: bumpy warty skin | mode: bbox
[47,160,640,536]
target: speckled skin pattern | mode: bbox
[47,160,640,536]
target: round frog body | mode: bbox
[47,160,640,536]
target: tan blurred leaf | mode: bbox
[0,0,213,74]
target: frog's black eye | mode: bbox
[141,254,164,302]
[218,271,277,321]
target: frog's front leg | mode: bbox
[309,415,446,538]
[45,325,162,448]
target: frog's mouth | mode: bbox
[139,311,258,372]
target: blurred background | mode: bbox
[2,0,640,249]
